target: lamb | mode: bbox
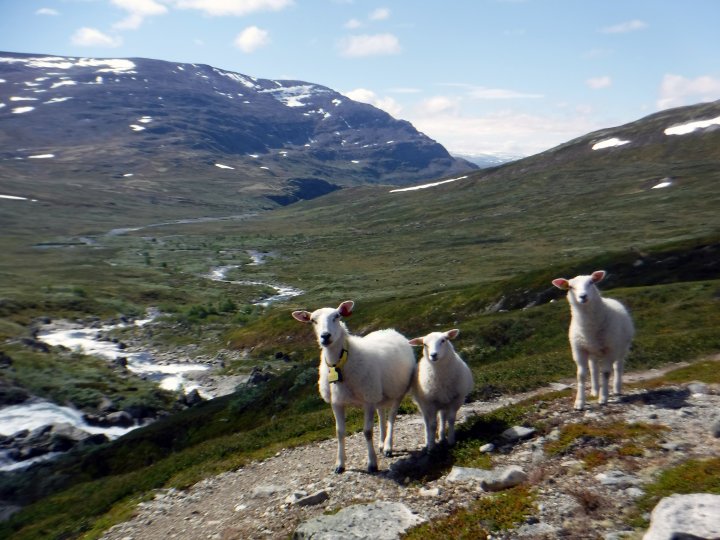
[291,300,415,473]
[552,270,635,410]
[408,329,474,451]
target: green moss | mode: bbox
[402,486,536,539]
[629,458,720,527]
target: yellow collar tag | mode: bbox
[325,344,348,383]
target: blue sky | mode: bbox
[1,0,719,157]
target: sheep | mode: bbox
[408,329,474,451]
[552,270,635,410]
[291,300,415,474]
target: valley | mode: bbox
[0,57,719,537]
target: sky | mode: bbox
[1,0,719,158]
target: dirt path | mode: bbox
[101,357,720,540]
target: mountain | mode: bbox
[0,52,475,209]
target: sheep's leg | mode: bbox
[598,368,611,405]
[589,358,599,397]
[331,402,346,474]
[422,407,438,451]
[612,359,624,396]
[446,407,459,446]
[438,409,448,443]
[572,347,589,410]
[376,407,388,453]
[382,403,399,457]
[363,404,378,473]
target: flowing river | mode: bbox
[0,255,303,472]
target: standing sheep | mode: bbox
[291,300,415,473]
[552,270,634,410]
[408,329,474,451]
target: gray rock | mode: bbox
[687,382,709,395]
[643,493,720,540]
[712,420,720,438]
[595,470,639,489]
[446,465,527,491]
[294,490,330,507]
[500,426,536,443]
[293,501,423,539]
[479,443,495,453]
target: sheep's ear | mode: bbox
[446,329,460,340]
[292,310,312,323]
[591,270,606,283]
[552,278,570,290]
[338,300,354,317]
[408,337,424,346]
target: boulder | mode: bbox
[293,501,423,539]
[643,493,720,540]
[446,465,528,491]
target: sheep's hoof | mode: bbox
[383,449,392,457]
[334,466,345,474]
[573,403,584,411]
[367,464,378,473]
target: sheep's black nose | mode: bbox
[579,294,588,303]
[320,332,331,344]
[430,352,438,361]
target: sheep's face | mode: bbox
[552,270,606,306]
[292,300,353,348]
[409,329,459,362]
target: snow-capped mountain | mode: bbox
[0,52,475,206]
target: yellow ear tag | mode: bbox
[328,366,341,383]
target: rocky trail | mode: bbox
[101,358,720,540]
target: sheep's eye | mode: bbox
[333,313,340,320]
[310,319,317,325]
[440,339,446,344]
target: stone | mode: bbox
[595,470,638,489]
[294,490,329,507]
[643,493,720,540]
[687,382,708,395]
[252,484,284,499]
[418,487,440,497]
[500,426,536,443]
[711,420,720,438]
[293,501,423,540]
[446,465,527,491]
[479,443,495,453]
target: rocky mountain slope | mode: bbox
[100,357,720,540]
[0,52,475,208]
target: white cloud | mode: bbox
[601,19,647,34]
[112,0,168,30]
[344,18,362,29]
[657,74,720,110]
[170,0,294,16]
[71,27,123,47]
[36,7,59,16]
[587,76,612,89]
[339,33,401,57]
[344,88,402,117]
[408,109,601,157]
[369,7,390,21]
[419,96,458,115]
[234,26,270,53]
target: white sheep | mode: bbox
[552,270,635,410]
[291,300,415,473]
[408,329,474,451]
